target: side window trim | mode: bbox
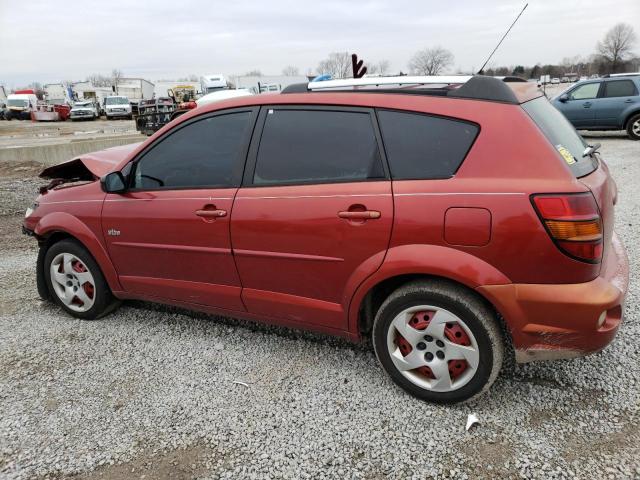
[126,106,259,192]
[242,105,390,188]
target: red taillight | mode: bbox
[532,192,603,263]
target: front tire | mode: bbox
[372,280,503,404]
[626,114,640,140]
[44,239,119,320]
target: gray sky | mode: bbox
[1,0,639,87]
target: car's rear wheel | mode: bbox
[626,114,640,140]
[372,280,503,404]
[44,239,120,320]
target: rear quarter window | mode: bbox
[376,110,479,180]
[522,97,597,178]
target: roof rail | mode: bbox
[281,75,524,104]
[602,72,640,78]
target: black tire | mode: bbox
[44,239,120,320]
[5,110,12,121]
[626,113,640,140]
[372,279,504,404]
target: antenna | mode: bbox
[477,3,528,74]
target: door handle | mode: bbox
[582,102,592,108]
[195,209,227,218]
[624,99,633,103]
[338,210,381,220]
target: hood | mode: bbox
[40,142,142,180]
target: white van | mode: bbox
[5,92,39,120]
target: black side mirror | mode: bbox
[101,171,127,193]
[559,94,569,103]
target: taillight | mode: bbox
[531,192,603,263]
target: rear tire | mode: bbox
[44,239,120,320]
[626,114,640,140]
[372,279,503,404]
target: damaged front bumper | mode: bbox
[478,232,629,363]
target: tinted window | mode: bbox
[523,97,597,178]
[377,110,478,180]
[569,83,600,100]
[253,109,384,185]
[134,112,252,189]
[604,80,637,98]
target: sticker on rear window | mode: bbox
[556,145,576,165]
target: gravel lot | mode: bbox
[0,134,639,480]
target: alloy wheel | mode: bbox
[386,305,480,392]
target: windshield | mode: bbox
[7,99,28,107]
[106,97,129,105]
[73,102,92,108]
[522,97,598,178]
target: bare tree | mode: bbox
[317,52,352,79]
[111,69,123,94]
[86,73,111,87]
[368,59,391,76]
[245,69,262,76]
[597,23,637,73]
[282,65,300,76]
[408,47,454,75]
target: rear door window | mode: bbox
[376,110,479,180]
[252,109,384,185]
[603,80,638,98]
[522,97,597,177]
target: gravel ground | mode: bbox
[0,135,639,480]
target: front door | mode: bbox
[103,108,257,311]
[558,81,601,127]
[230,107,393,330]
[594,79,639,128]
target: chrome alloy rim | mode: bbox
[633,119,640,137]
[49,253,96,312]
[386,305,480,392]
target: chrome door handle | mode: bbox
[338,210,381,220]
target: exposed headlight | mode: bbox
[25,202,38,218]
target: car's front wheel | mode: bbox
[626,113,640,140]
[372,280,504,404]
[44,239,120,320]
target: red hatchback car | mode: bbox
[23,76,629,403]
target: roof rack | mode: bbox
[602,72,640,78]
[281,75,526,104]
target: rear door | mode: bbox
[102,108,257,310]
[594,79,639,128]
[230,106,393,330]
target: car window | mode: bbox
[253,109,384,185]
[522,97,597,178]
[603,80,638,98]
[377,110,479,180]
[134,112,252,189]
[569,83,600,100]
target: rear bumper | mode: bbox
[478,232,629,362]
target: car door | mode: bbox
[556,82,601,127]
[230,106,393,331]
[102,108,257,311]
[594,79,639,128]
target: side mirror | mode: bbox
[101,171,127,193]
[559,94,569,103]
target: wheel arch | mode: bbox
[35,212,122,293]
[623,109,640,129]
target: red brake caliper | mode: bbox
[72,260,94,303]
[395,312,435,379]
[444,322,471,379]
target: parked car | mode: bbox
[552,73,640,139]
[104,95,132,119]
[23,75,629,404]
[551,77,561,85]
[69,101,98,121]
